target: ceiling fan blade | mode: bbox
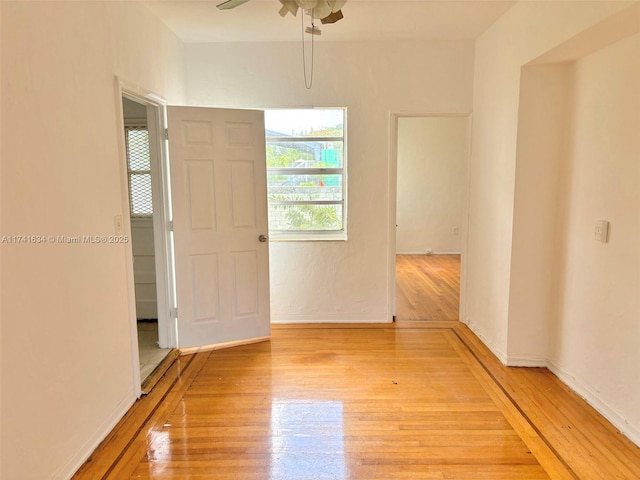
[216,0,252,10]
[320,9,343,23]
[279,0,299,16]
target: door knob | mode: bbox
[258,234,269,242]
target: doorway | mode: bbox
[391,115,470,321]
[120,91,178,393]
[117,85,272,395]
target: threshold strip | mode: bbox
[100,354,197,480]
[451,329,579,480]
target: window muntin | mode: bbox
[265,109,346,238]
[266,174,343,202]
[125,126,153,217]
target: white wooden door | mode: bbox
[167,106,270,349]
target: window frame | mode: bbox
[265,108,347,241]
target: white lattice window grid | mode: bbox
[125,126,153,217]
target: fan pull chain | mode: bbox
[301,12,314,90]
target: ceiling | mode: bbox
[143,0,516,43]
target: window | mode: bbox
[265,108,346,240]
[125,126,153,217]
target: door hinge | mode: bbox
[170,307,178,319]
[168,220,174,232]
[163,128,169,140]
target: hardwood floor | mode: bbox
[396,254,460,321]
[72,255,640,479]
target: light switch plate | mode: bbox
[114,214,124,235]
[595,220,609,243]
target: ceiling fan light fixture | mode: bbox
[320,9,343,23]
[295,0,319,10]
[312,0,331,19]
[216,0,348,90]
[327,0,347,13]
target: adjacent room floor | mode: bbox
[396,253,460,321]
[137,321,173,383]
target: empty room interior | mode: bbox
[1,1,639,479]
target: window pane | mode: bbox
[126,129,150,171]
[130,173,153,216]
[268,175,342,202]
[265,109,343,138]
[268,204,343,231]
[266,142,343,168]
[265,108,346,237]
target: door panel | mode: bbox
[190,253,219,323]
[230,162,256,227]
[232,251,259,317]
[168,106,270,349]
[186,161,216,230]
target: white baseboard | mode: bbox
[271,313,391,324]
[396,251,462,255]
[463,319,508,364]
[465,321,640,448]
[53,393,136,480]
[547,360,640,448]
[505,354,549,367]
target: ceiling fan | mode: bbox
[216,0,347,24]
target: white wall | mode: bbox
[468,0,640,445]
[506,63,571,364]
[396,116,468,254]
[466,0,633,360]
[0,3,3,470]
[550,33,640,444]
[185,40,474,323]
[0,2,185,479]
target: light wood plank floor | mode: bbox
[73,255,640,479]
[396,254,460,321]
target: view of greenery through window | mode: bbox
[265,109,346,235]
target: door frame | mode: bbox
[114,77,177,396]
[387,112,472,322]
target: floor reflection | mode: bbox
[271,399,346,479]
[146,429,171,475]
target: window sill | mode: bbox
[268,232,347,242]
